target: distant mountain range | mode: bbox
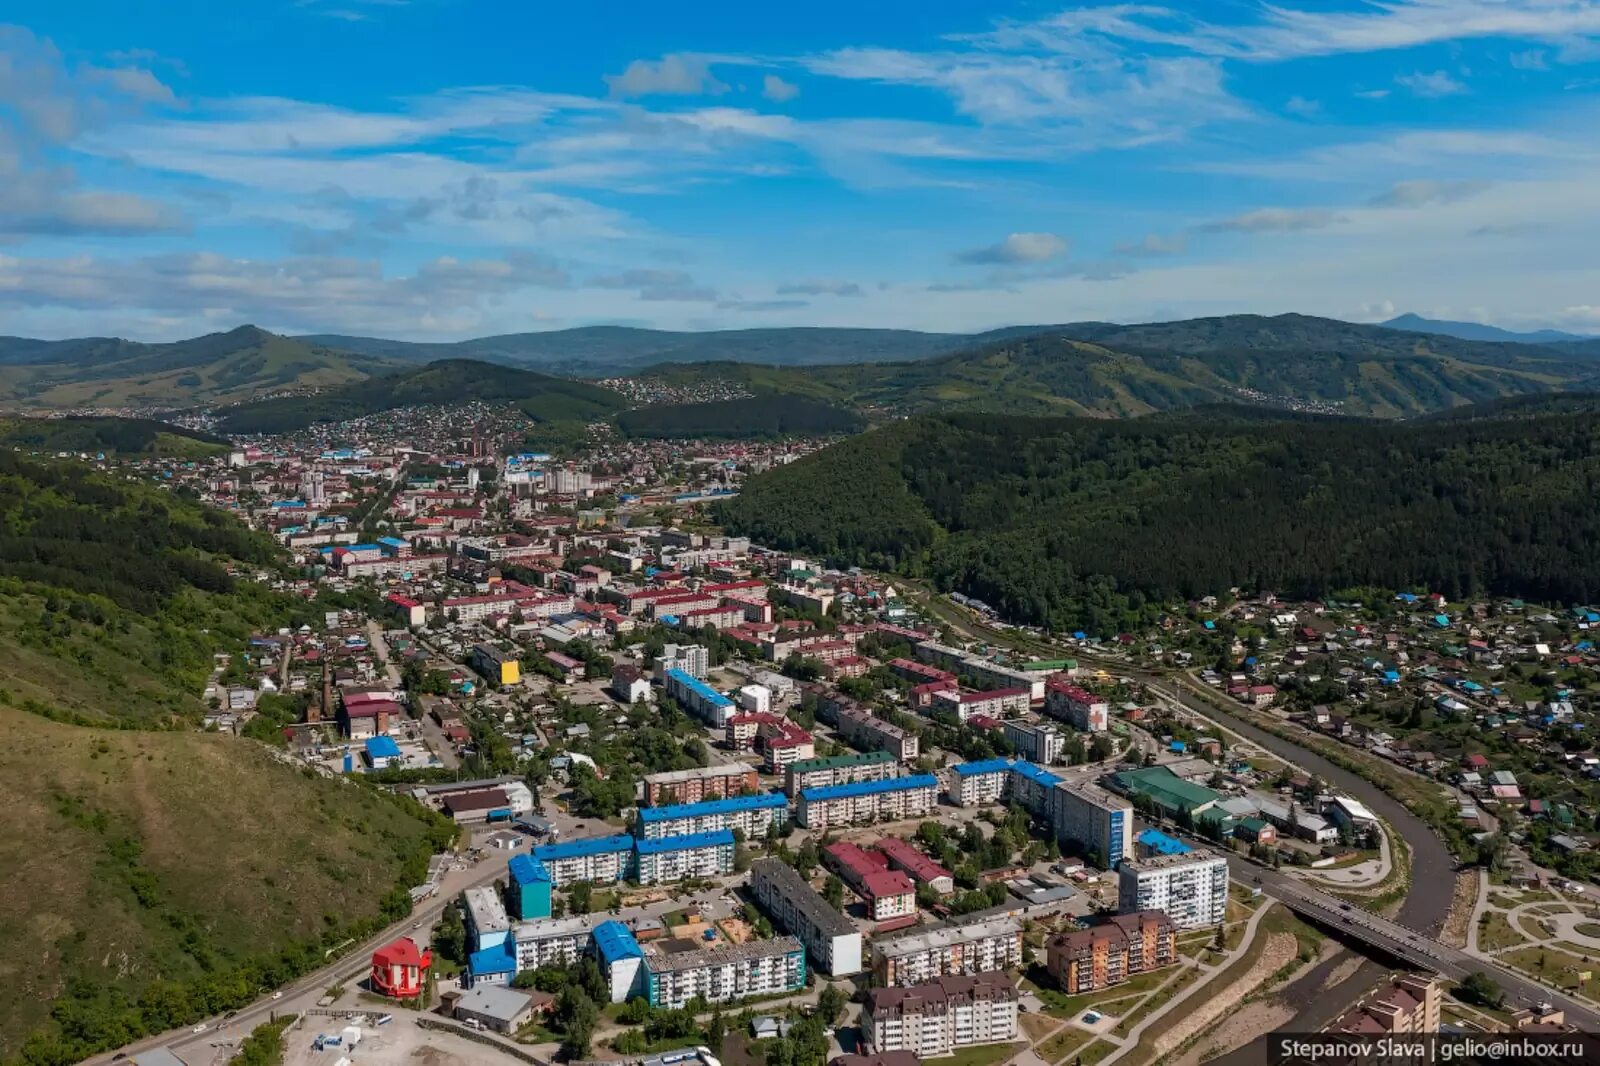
[6,313,1600,423]
[1381,313,1594,344]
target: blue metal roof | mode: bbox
[532,833,635,861]
[1137,828,1192,856]
[665,668,732,707]
[1010,761,1062,788]
[634,829,735,856]
[801,774,939,803]
[637,792,789,824]
[364,736,401,758]
[593,920,643,963]
[508,854,550,885]
[468,942,516,977]
[951,758,1013,777]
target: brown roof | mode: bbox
[867,972,1015,1018]
[442,788,510,814]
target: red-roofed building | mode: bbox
[875,836,955,895]
[386,593,426,627]
[371,936,431,998]
[825,841,917,921]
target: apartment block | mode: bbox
[1003,720,1067,765]
[929,686,1032,722]
[642,936,806,1010]
[1117,851,1229,929]
[664,668,736,728]
[643,764,761,807]
[1046,911,1177,994]
[1050,781,1135,868]
[529,834,634,887]
[872,918,1024,988]
[784,750,901,797]
[510,916,595,972]
[1043,676,1109,732]
[797,774,939,830]
[825,841,918,922]
[634,829,736,885]
[866,973,1019,1058]
[749,858,864,976]
[635,791,790,842]
[949,759,1011,807]
[836,706,920,763]
[1330,974,1442,1035]
[875,836,956,895]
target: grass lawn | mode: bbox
[939,1041,1027,1066]
[1069,1038,1116,1066]
[1478,912,1530,952]
[1574,923,1600,939]
[1026,966,1175,1019]
[1112,965,1201,1037]
[1501,945,1599,995]
[1127,906,1276,1063]
[1036,1026,1093,1064]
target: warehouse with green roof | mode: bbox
[1109,765,1223,819]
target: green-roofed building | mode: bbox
[1110,765,1223,820]
[783,749,899,798]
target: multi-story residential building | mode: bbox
[642,936,806,1009]
[635,791,791,842]
[1003,720,1067,765]
[529,834,635,887]
[664,668,736,728]
[796,774,939,830]
[633,829,736,884]
[914,641,1045,701]
[749,858,864,976]
[464,885,512,954]
[471,643,521,687]
[1044,676,1109,732]
[654,643,709,679]
[643,764,760,807]
[593,920,646,1004]
[865,974,1019,1058]
[1050,781,1134,868]
[929,687,1032,723]
[837,706,920,763]
[1117,851,1230,929]
[889,658,958,687]
[872,918,1024,987]
[950,758,1012,807]
[510,916,595,972]
[824,842,918,922]
[784,750,901,797]
[1329,974,1442,1035]
[725,712,814,770]
[507,854,553,920]
[1046,911,1177,993]
[875,837,955,895]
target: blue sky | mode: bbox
[2,0,1600,340]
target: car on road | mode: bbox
[1339,903,1351,911]
[192,1024,208,1034]
[271,991,283,1000]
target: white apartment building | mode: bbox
[510,916,594,972]
[949,759,1011,807]
[642,937,805,1010]
[796,774,939,830]
[528,835,634,887]
[1117,851,1230,929]
[872,918,1024,987]
[1050,781,1135,868]
[866,973,1020,1059]
[1003,720,1067,765]
[634,830,736,885]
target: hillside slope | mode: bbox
[298,324,1053,372]
[717,404,1600,631]
[0,327,395,410]
[0,416,228,457]
[0,454,452,1061]
[217,357,626,434]
[1382,313,1593,344]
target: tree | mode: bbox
[1455,971,1504,1010]
[432,900,467,965]
[823,875,845,910]
[706,1008,728,1051]
[1476,833,1510,873]
[818,983,847,1025]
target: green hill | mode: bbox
[0,454,453,1061]
[217,357,627,434]
[0,326,395,410]
[716,403,1600,632]
[615,396,865,440]
[0,416,229,457]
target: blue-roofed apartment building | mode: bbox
[530,834,634,886]
[795,774,939,830]
[663,668,737,727]
[636,792,791,842]
[634,829,736,884]
[507,854,552,920]
[593,920,645,1003]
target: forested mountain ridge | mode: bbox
[0,454,453,1061]
[715,404,1600,632]
[0,326,396,410]
[217,357,626,434]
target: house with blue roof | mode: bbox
[636,791,790,842]
[363,735,401,769]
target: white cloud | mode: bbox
[1396,70,1469,97]
[762,74,800,102]
[775,279,863,296]
[1201,207,1343,232]
[955,231,1069,264]
[604,54,729,99]
[1113,232,1187,257]
[1285,95,1321,117]
[1367,179,1490,208]
[1511,48,1550,69]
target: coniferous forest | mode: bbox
[716,402,1600,632]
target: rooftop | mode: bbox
[644,934,803,974]
[874,917,1022,959]
[456,983,533,1023]
[751,858,856,936]
[635,828,736,855]
[637,791,790,824]
[786,750,898,775]
[532,833,635,861]
[800,774,938,804]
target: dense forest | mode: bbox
[217,357,624,433]
[616,396,865,439]
[0,416,228,455]
[717,402,1600,632]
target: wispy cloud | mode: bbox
[1395,70,1469,97]
[762,74,800,103]
[1201,207,1343,233]
[1367,179,1490,207]
[604,54,729,99]
[775,279,863,296]
[955,231,1069,264]
[1113,232,1187,257]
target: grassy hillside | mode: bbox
[0,327,394,411]
[0,454,454,1062]
[218,357,625,434]
[717,404,1600,632]
[0,417,229,458]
